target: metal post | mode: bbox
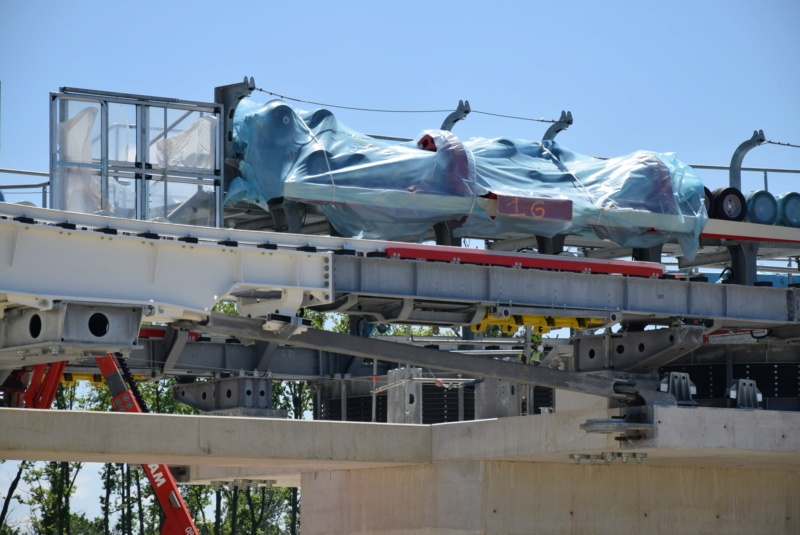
[725,349,733,409]
[729,130,765,191]
[524,326,532,364]
[340,379,347,421]
[525,384,532,416]
[458,385,465,421]
[371,358,378,422]
[314,384,321,420]
[100,101,109,212]
[727,242,759,286]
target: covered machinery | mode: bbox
[227,99,707,259]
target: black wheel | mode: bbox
[712,187,746,222]
[704,187,715,219]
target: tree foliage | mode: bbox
[0,375,298,535]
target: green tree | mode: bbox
[0,461,26,532]
[16,384,85,535]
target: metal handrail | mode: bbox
[0,168,50,207]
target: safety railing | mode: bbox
[0,168,50,207]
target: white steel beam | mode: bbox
[0,209,333,324]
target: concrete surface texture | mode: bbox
[1,405,798,533]
[301,461,799,535]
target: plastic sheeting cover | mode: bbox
[226,99,707,259]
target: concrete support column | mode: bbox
[301,461,799,535]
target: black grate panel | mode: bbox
[321,394,388,422]
[422,384,475,424]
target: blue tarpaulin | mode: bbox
[226,99,707,259]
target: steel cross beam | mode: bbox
[190,313,638,402]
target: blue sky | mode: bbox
[1,0,799,527]
[1,0,799,201]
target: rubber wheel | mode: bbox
[703,187,715,219]
[712,187,746,222]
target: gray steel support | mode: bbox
[331,254,796,328]
[387,367,423,424]
[535,234,566,255]
[269,199,307,233]
[728,378,763,409]
[161,329,189,374]
[729,130,765,191]
[570,327,705,373]
[0,303,142,366]
[214,77,256,194]
[192,313,638,402]
[458,385,465,421]
[440,100,470,131]
[632,244,663,263]
[542,111,573,142]
[474,378,521,419]
[340,379,347,421]
[659,372,697,406]
[727,242,759,286]
[172,376,288,417]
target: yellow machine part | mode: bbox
[471,314,606,335]
[61,372,146,387]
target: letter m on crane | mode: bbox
[148,464,167,488]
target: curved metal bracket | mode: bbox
[214,76,256,188]
[729,129,765,190]
[542,110,573,142]
[440,100,470,131]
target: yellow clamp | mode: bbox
[61,372,146,387]
[471,314,606,335]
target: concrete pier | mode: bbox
[1,406,797,534]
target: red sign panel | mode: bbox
[496,195,572,221]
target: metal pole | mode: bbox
[314,384,321,420]
[340,379,347,421]
[524,326,532,364]
[371,358,377,422]
[526,384,532,416]
[458,385,464,421]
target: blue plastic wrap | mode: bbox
[226,99,707,259]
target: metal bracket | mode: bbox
[580,413,654,439]
[542,111,573,141]
[659,371,697,406]
[268,199,307,233]
[214,76,256,190]
[729,130,765,191]
[535,234,566,255]
[728,378,762,409]
[440,100,470,131]
[572,327,704,373]
[172,375,288,417]
[726,241,759,286]
[0,302,143,365]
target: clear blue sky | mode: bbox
[1,0,799,200]
[1,0,799,528]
